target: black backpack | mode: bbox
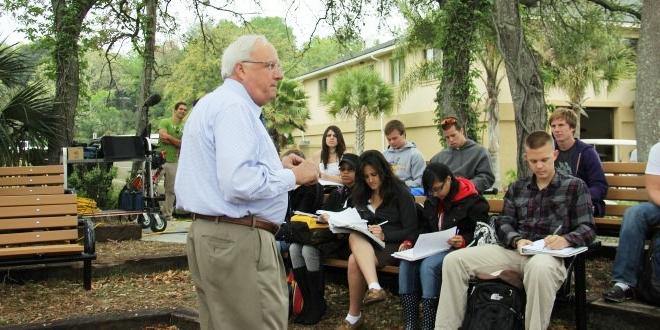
[637,230,660,306]
[462,278,526,330]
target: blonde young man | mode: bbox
[435,131,596,330]
[175,35,319,330]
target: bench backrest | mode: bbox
[0,165,82,258]
[0,165,65,196]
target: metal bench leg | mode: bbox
[574,255,587,330]
[83,259,92,290]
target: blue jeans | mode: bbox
[612,202,660,287]
[398,250,451,298]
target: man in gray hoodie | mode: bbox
[430,116,494,193]
[382,119,426,189]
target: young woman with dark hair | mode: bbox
[316,125,346,184]
[398,162,489,329]
[338,150,418,329]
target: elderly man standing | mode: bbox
[175,35,319,330]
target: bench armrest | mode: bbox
[79,217,96,255]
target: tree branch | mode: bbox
[587,0,641,20]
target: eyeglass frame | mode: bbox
[241,60,282,72]
[428,177,450,196]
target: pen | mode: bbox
[552,225,563,236]
[376,220,389,226]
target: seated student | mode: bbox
[434,131,596,330]
[315,125,347,184]
[549,108,608,216]
[398,163,489,330]
[429,116,494,193]
[338,150,418,330]
[290,153,359,325]
[382,119,426,194]
[603,142,660,302]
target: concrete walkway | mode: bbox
[141,220,190,244]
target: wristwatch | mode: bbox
[511,236,522,249]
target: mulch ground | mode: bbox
[0,240,615,329]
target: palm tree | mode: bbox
[539,6,636,137]
[262,78,310,150]
[0,43,59,166]
[322,67,394,154]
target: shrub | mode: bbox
[68,164,118,209]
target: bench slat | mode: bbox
[606,175,646,188]
[324,258,400,274]
[0,165,64,176]
[0,229,78,245]
[0,194,76,207]
[0,216,78,231]
[0,175,64,187]
[0,204,77,219]
[602,162,647,174]
[0,244,83,257]
[0,186,64,196]
[606,188,648,201]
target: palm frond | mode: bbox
[398,60,442,102]
[0,42,32,88]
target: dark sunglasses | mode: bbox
[440,116,458,129]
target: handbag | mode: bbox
[282,214,335,246]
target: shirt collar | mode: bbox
[224,78,263,121]
[528,171,561,191]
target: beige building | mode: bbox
[292,39,637,185]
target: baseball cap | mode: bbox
[339,153,359,170]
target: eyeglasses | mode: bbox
[241,60,282,72]
[429,179,449,195]
[440,116,458,129]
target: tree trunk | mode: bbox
[633,0,660,161]
[135,0,158,137]
[47,0,97,164]
[492,0,547,179]
[483,54,502,190]
[355,108,366,155]
[132,0,158,176]
[435,0,481,143]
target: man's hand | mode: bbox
[281,154,305,169]
[543,235,570,250]
[516,239,533,254]
[290,159,319,185]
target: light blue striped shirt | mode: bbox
[174,79,296,225]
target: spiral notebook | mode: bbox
[391,227,456,261]
[520,239,588,258]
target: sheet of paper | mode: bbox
[392,227,456,261]
[318,179,343,186]
[520,239,588,258]
[318,208,384,248]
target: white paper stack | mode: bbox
[392,227,457,261]
[317,208,385,248]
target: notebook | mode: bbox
[520,239,588,258]
[391,227,456,261]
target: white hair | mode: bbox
[220,34,270,79]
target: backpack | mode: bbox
[462,273,526,330]
[636,230,660,306]
[286,271,304,319]
[467,217,499,247]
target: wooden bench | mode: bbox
[0,165,96,290]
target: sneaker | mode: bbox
[363,288,386,305]
[603,285,634,303]
[336,317,365,330]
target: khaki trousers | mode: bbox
[186,219,288,330]
[434,244,567,330]
[161,162,177,220]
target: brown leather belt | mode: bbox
[191,213,279,235]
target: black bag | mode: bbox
[279,221,335,246]
[462,276,525,330]
[636,230,660,306]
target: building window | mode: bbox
[319,78,328,95]
[424,48,442,63]
[390,57,405,84]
